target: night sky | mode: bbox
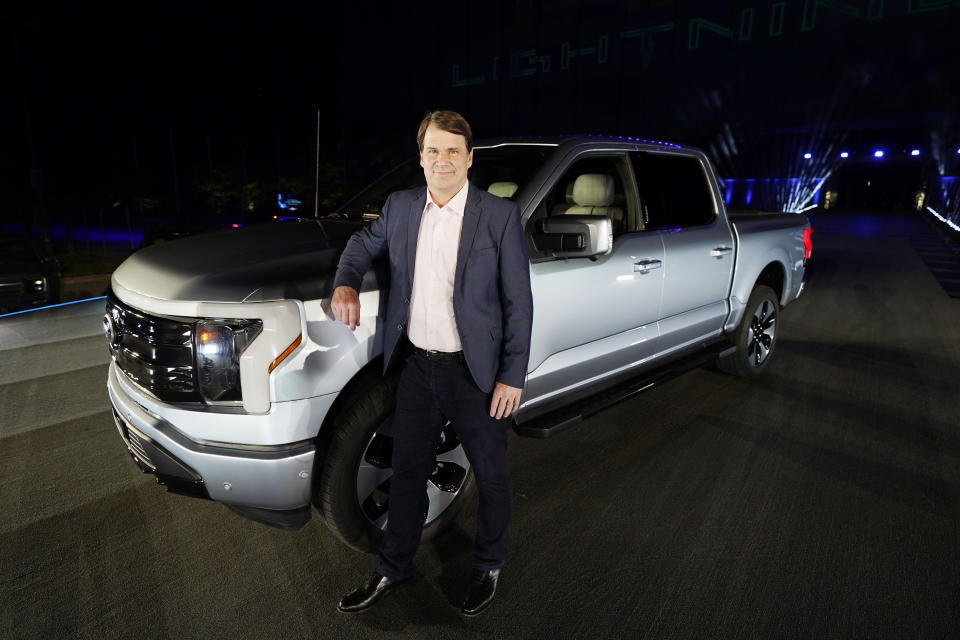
[3,1,959,243]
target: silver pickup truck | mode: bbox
[104,135,811,549]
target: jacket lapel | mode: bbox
[454,182,483,290]
[406,188,427,289]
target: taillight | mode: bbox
[803,228,813,260]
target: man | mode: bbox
[330,110,533,616]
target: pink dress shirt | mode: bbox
[407,182,469,352]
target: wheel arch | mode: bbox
[755,261,786,304]
[309,356,394,511]
[725,258,789,333]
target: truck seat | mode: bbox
[550,181,577,215]
[563,174,624,231]
[487,181,519,199]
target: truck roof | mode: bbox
[473,134,687,152]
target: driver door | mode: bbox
[517,153,664,416]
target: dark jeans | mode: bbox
[376,350,512,580]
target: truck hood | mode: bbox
[112,219,365,303]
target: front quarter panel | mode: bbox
[272,290,383,401]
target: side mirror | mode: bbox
[534,215,613,259]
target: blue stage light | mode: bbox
[0,296,107,319]
[911,149,920,156]
[874,150,884,158]
[840,151,849,158]
[803,153,812,159]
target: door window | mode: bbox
[630,152,716,229]
[526,155,639,259]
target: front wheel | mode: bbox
[313,374,476,552]
[719,284,780,379]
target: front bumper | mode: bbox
[107,362,318,521]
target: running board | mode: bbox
[513,341,729,439]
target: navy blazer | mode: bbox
[332,182,534,393]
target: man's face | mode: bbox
[420,125,473,201]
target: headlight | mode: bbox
[195,318,263,402]
[33,278,46,292]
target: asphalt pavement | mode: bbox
[2,210,959,639]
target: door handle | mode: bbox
[710,246,733,257]
[633,259,662,272]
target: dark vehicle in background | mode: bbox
[0,234,61,313]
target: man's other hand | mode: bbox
[490,382,522,419]
[331,286,361,331]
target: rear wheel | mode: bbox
[719,284,779,379]
[314,374,475,552]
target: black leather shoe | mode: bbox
[338,571,411,613]
[461,568,500,616]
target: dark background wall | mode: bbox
[2,0,959,249]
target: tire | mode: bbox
[313,372,476,553]
[719,284,780,379]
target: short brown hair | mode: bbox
[416,110,473,153]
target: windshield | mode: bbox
[330,144,556,220]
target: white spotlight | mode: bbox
[840,151,849,158]
[803,153,812,159]
[874,150,884,158]
[911,149,920,156]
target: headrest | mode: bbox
[487,182,519,198]
[572,174,614,207]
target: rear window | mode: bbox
[631,152,715,229]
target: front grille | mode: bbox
[106,292,201,402]
[0,281,26,309]
[0,282,25,295]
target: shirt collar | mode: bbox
[424,181,469,217]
